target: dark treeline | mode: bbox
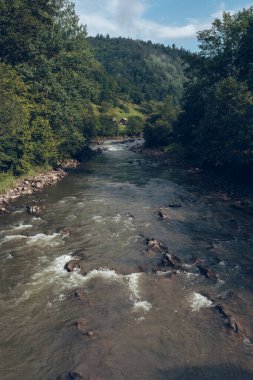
[175,7,253,173]
[0,0,104,175]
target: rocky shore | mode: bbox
[0,159,79,213]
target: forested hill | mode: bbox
[88,35,187,104]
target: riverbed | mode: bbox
[0,141,253,380]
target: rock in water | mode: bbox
[26,205,43,216]
[162,252,182,269]
[158,208,168,219]
[215,304,249,338]
[168,203,182,208]
[196,265,217,281]
[64,260,80,272]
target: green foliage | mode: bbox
[176,7,253,169]
[0,63,32,174]
[144,97,179,147]
[126,116,143,136]
[89,35,187,105]
[0,0,102,176]
[97,115,119,137]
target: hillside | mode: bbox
[89,35,188,104]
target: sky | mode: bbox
[74,0,252,50]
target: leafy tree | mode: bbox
[0,63,32,174]
[144,96,179,147]
[176,7,253,170]
[195,78,253,166]
[126,116,143,136]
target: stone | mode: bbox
[158,208,168,219]
[64,260,80,272]
[74,319,89,332]
[74,289,86,300]
[197,265,217,281]
[215,303,249,338]
[59,228,70,237]
[26,205,42,215]
[168,203,181,208]
[162,252,182,268]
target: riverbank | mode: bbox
[0,159,79,213]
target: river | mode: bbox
[0,141,253,380]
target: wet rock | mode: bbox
[74,289,86,300]
[68,370,84,380]
[26,205,43,216]
[58,227,70,237]
[196,265,217,281]
[158,208,168,220]
[59,159,79,169]
[168,203,182,208]
[74,319,90,332]
[64,260,80,272]
[215,304,249,338]
[162,252,182,269]
[146,238,168,253]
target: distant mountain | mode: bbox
[88,35,188,104]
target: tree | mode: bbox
[196,77,253,167]
[176,6,253,170]
[0,63,32,174]
[126,116,143,136]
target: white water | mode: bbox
[190,292,213,312]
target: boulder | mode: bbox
[146,238,168,252]
[64,260,80,272]
[59,228,70,237]
[68,370,84,380]
[168,203,182,208]
[74,319,90,333]
[215,303,249,338]
[162,252,182,269]
[196,265,217,281]
[158,208,168,219]
[74,289,86,300]
[26,205,43,215]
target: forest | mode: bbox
[0,1,253,181]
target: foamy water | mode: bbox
[189,292,213,312]
[26,233,61,246]
[18,254,152,314]
[1,232,62,247]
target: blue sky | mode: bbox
[74,0,252,50]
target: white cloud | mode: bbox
[76,0,204,42]
[75,0,249,45]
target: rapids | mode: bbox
[0,140,253,380]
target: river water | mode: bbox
[0,141,253,380]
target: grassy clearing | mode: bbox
[93,100,145,121]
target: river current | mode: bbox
[0,141,253,380]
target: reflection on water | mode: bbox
[0,140,253,380]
